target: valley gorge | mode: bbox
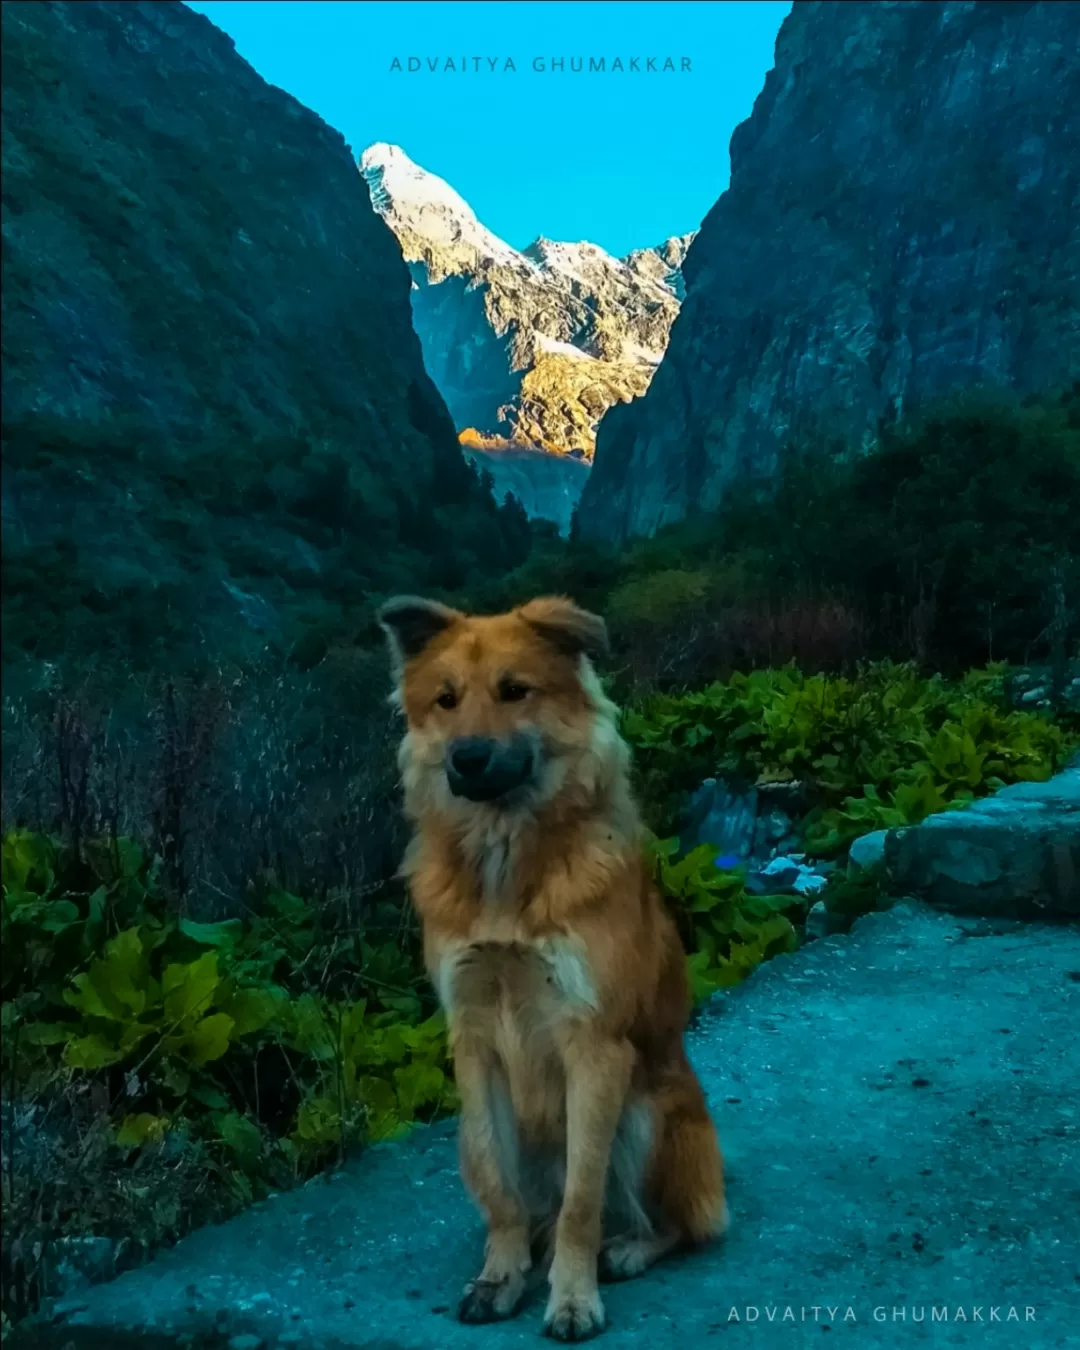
[3,6,1080,1344]
[360,143,692,531]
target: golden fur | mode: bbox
[380,595,725,1341]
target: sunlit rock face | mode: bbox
[461,446,591,537]
[576,0,1080,544]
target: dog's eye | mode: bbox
[436,689,457,710]
[498,680,530,703]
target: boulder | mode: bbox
[885,768,1080,917]
[745,854,829,898]
[847,828,888,875]
[680,778,801,868]
[680,778,758,863]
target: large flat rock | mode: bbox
[886,768,1080,917]
[18,905,1080,1350]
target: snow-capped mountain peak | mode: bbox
[359,142,533,274]
[523,236,636,288]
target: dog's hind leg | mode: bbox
[455,1045,532,1324]
[598,1096,686,1283]
[598,1230,682,1281]
[600,1069,726,1281]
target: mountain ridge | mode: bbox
[576,0,1080,543]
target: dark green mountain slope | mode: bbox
[1,0,527,669]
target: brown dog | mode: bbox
[379,594,725,1341]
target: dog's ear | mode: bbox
[517,596,609,662]
[378,595,460,672]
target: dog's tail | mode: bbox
[649,1060,727,1242]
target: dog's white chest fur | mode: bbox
[434,932,598,1022]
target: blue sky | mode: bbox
[187,1,790,257]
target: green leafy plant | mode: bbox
[624,663,1076,853]
[647,837,798,1002]
[1,829,450,1210]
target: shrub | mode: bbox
[716,392,1080,670]
[1,827,451,1321]
[623,663,1077,852]
[479,390,1080,686]
[646,837,798,1003]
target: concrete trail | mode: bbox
[18,904,1080,1350]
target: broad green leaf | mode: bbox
[685,951,722,1004]
[218,1111,262,1170]
[188,1081,229,1109]
[64,1033,124,1069]
[358,1074,399,1117]
[115,838,146,880]
[40,900,79,933]
[65,971,125,1021]
[393,1062,445,1114]
[179,918,243,949]
[162,952,220,1025]
[266,888,309,922]
[218,986,281,1037]
[87,928,150,1017]
[293,1095,342,1149]
[22,1021,74,1045]
[2,829,56,897]
[183,1012,234,1065]
[116,1112,168,1148]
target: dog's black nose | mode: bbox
[445,735,534,803]
[449,737,494,779]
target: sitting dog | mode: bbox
[379,594,726,1341]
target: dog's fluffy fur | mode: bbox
[380,595,725,1341]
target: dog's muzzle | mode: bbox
[445,735,535,803]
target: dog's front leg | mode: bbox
[545,1029,634,1341]
[454,1035,532,1324]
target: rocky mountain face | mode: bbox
[464,447,591,538]
[577,0,1080,543]
[360,143,692,530]
[2,1,521,662]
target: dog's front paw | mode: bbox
[458,1273,526,1323]
[543,1286,606,1341]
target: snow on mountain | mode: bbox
[360,143,535,278]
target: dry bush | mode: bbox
[613,590,866,694]
[1,656,404,919]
